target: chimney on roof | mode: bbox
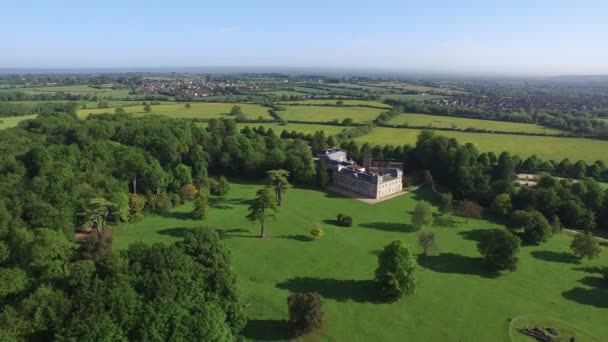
[363,147,372,173]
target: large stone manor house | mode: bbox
[318,148,403,199]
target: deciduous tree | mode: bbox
[570,233,601,260]
[457,200,482,223]
[418,231,437,256]
[411,201,434,229]
[375,240,416,301]
[477,229,520,272]
[267,169,291,206]
[287,292,324,337]
[246,188,278,238]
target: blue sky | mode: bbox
[2,0,607,75]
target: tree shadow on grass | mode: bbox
[578,276,606,288]
[277,234,313,242]
[241,319,288,341]
[157,227,192,237]
[209,197,234,210]
[562,287,608,308]
[530,251,580,264]
[322,219,340,226]
[417,253,498,278]
[433,215,457,228]
[217,228,258,239]
[572,266,606,274]
[276,277,381,303]
[157,211,194,220]
[226,197,255,206]
[458,229,487,242]
[360,222,417,233]
[369,249,382,256]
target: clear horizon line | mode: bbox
[0,66,607,78]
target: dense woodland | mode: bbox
[0,113,315,340]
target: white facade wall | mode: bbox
[375,178,403,198]
[333,172,403,198]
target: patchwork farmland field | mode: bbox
[279,105,384,123]
[387,113,565,134]
[77,102,272,120]
[9,84,133,98]
[356,127,608,162]
[0,114,38,129]
[113,182,608,342]
[276,99,391,108]
[236,122,346,136]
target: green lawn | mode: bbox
[0,115,38,129]
[12,84,132,98]
[380,94,446,101]
[387,113,564,134]
[77,102,272,120]
[356,127,608,163]
[276,100,391,108]
[280,105,384,123]
[261,90,310,96]
[236,122,346,136]
[112,182,608,341]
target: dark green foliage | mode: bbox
[0,227,244,340]
[316,158,330,188]
[267,169,291,206]
[508,210,553,245]
[490,193,512,217]
[336,213,353,227]
[192,190,209,220]
[375,240,416,301]
[437,193,453,215]
[477,229,521,272]
[287,292,325,337]
[210,175,230,196]
[246,188,278,238]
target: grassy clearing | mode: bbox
[0,115,38,129]
[112,182,608,341]
[236,122,346,136]
[76,102,272,120]
[280,105,384,123]
[276,100,391,108]
[356,127,608,162]
[387,113,564,134]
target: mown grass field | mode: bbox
[7,84,132,98]
[280,105,384,123]
[380,94,446,101]
[276,100,391,108]
[113,182,607,341]
[387,113,565,134]
[366,82,469,95]
[76,102,272,120]
[356,127,608,162]
[0,115,38,129]
[236,122,346,136]
[261,90,310,96]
